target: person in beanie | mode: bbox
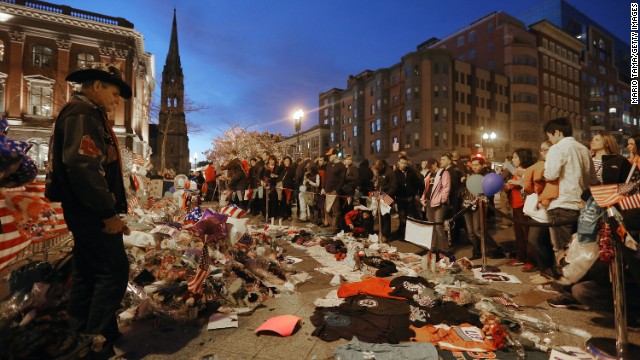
[45,63,131,358]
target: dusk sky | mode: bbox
[59,0,629,161]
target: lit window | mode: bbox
[406,109,412,122]
[32,45,53,68]
[0,40,4,61]
[353,125,358,136]
[25,75,54,117]
[77,52,95,69]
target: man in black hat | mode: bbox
[46,63,132,357]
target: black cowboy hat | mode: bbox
[66,64,132,99]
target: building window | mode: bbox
[342,130,346,141]
[370,141,375,154]
[376,139,381,152]
[487,22,493,32]
[434,85,439,97]
[353,125,358,136]
[32,45,53,68]
[76,52,95,69]
[469,49,477,60]
[0,75,5,113]
[434,108,439,121]
[443,132,448,146]
[442,86,447,98]
[330,132,335,142]
[30,84,53,116]
[393,115,398,126]
[376,118,381,131]
[442,108,448,121]
[415,111,420,122]
[0,40,4,61]
[414,133,419,147]
[434,132,440,147]
[370,104,375,115]
[406,109,412,122]
[457,36,464,47]
[370,122,375,134]
[469,30,477,42]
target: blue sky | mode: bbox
[58,0,629,160]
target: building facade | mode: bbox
[319,46,509,164]
[280,124,330,160]
[149,10,190,174]
[529,20,584,139]
[0,0,155,169]
[432,12,542,153]
[520,0,638,149]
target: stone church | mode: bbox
[149,9,190,175]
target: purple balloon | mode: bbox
[482,173,504,196]
[193,212,228,240]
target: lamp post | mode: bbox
[482,131,497,160]
[193,152,198,170]
[293,109,304,158]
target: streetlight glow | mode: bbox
[292,109,304,157]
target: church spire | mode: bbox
[164,8,182,77]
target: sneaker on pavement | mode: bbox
[547,294,589,309]
[537,281,568,294]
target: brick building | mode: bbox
[0,0,155,170]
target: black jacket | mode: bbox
[393,166,422,198]
[46,93,127,219]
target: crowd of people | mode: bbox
[197,117,640,323]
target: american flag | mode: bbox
[127,196,139,215]
[590,183,637,208]
[492,296,518,308]
[619,193,640,210]
[187,242,211,294]
[0,190,29,271]
[378,193,395,206]
[185,206,204,223]
[219,205,246,218]
[132,153,146,166]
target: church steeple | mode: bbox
[164,8,182,78]
[161,8,184,114]
[153,8,189,174]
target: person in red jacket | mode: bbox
[344,208,374,237]
[204,162,216,201]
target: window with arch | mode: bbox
[32,45,53,68]
[76,52,95,69]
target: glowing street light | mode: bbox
[293,109,304,156]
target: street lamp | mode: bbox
[482,132,497,160]
[193,152,198,170]
[293,109,304,157]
